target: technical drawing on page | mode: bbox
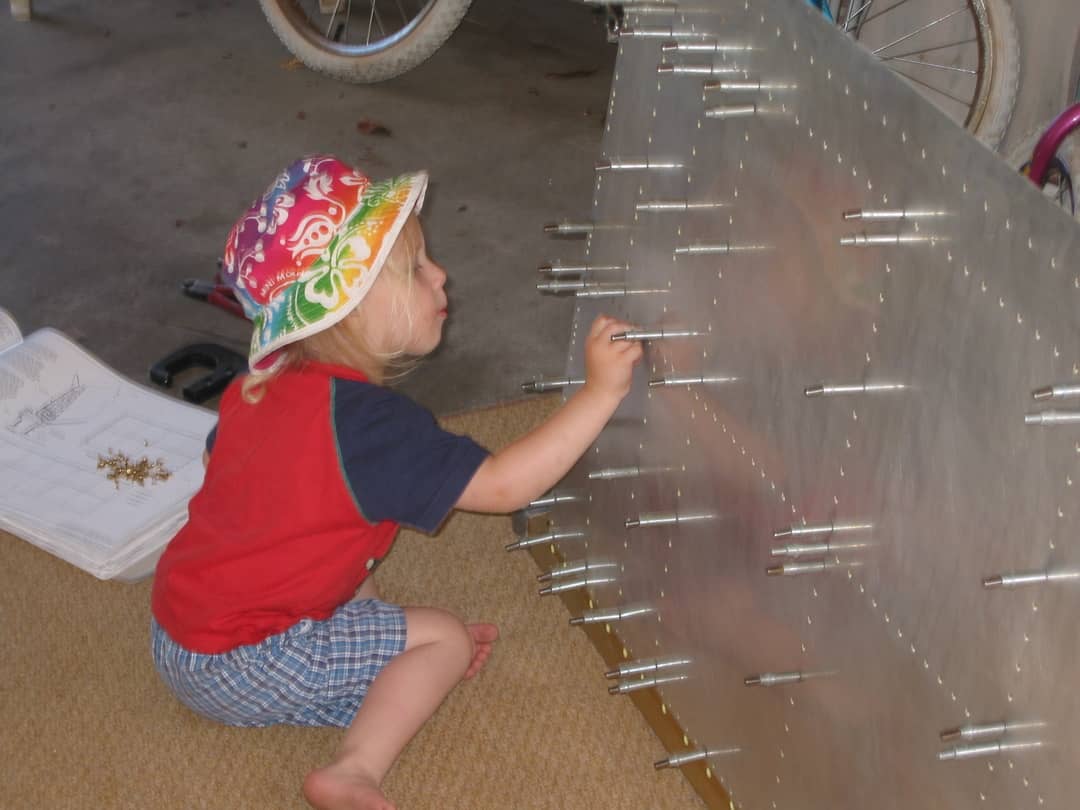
[7,374,86,436]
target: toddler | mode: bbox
[150,154,642,810]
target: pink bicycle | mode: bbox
[1017,102,1080,220]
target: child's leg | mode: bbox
[302,607,496,810]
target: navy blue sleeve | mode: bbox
[332,379,490,533]
[205,424,218,453]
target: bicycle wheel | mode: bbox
[258,0,473,84]
[831,0,1020,150]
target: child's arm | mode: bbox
[456,314,642,514]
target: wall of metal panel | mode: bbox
[528,2,1080,807]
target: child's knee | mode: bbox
[405,607,472,669]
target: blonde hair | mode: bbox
[241,216,423,403]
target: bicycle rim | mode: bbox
[832,0,1010,139]
[272,0,441,57]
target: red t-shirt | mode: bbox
[151,361,488,654]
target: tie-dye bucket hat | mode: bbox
[221,154,428,369]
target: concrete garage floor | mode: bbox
[4,2,1078,415]
[0,0,615,414]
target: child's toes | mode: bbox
[467,622,499,644]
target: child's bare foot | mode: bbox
[303,763,395,810]
[463,622,498,679]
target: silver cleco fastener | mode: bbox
[588,464,677,481]
[939,720,1048,742]
[576,285,670,299]
[528,492,581,510]
[538,574,617,596]
[537,281,668,299]
[744,669,836,687]
[767,558,860,576]
[661,40,754,53]
[839,232,928,246]
[1032,384,1080,401]
[770,539,870,557]
[611,329,703,342]
[543,221,594,236]
[654,747,741,770]
[675,241,732,255]
[605,656,693,680]
[1025,409,1080,425]
[705,103,757,118]
[621,25,712,39]
[703,80,796,92]
[982,569,1080,589]
[596,158,685,171]
[520,377,585,393]
[804,382,907,397]
[537,558,617,583]
[636,199,727,212]
[649,374,738,387]
[568,603,654,626]
[657,63,742,76]
[938,740,1043,761]
[505,529,586,552]
[674,241,766,256]
[598,1,676,13]
[773,521,873,538]
[609,672,688,694]
[536,279,591,293]
[625,510,717,529]
[842,208,945,220]
[538,262,627,276]
[940,722,1006,742]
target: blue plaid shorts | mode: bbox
[151,599,407,728]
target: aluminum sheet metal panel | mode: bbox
[538,1,1080,808]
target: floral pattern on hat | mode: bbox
[221,155,427,369]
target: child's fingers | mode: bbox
[589,314,640,340]
[602,322,639,343]
[588,314,617,338]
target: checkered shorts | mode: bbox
[151,599,407,728]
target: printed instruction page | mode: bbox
[0,326,215,554]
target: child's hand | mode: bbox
[456,314,642,514]
[583,315,643,402]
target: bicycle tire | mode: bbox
[836,0,1020,151]
[970,0,1020,150]
[258,0,473,84]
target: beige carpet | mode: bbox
[1,396,704,810]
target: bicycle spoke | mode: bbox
[325,0,342,39]
[284,0,441,55]
[858,0,911,27]
[843,0,874,32]
[372,5,388,38]
[871,6,968,56]
[883,37,977,61]
[889,67,971,106]
[881,56,976,75]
